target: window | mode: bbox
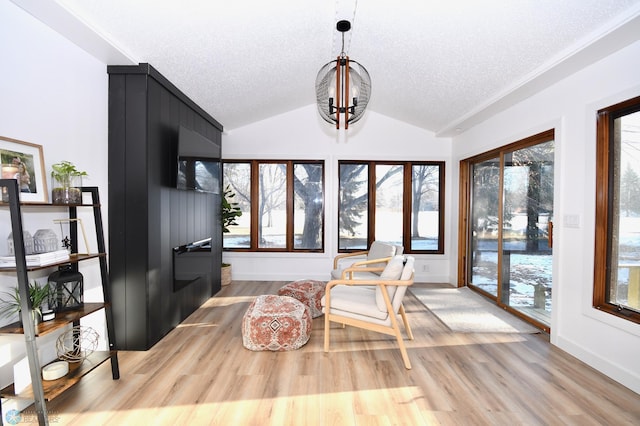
[595,96,640,324]
[223,160,324,252]
[338,161,444,253]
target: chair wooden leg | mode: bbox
[389,312,412,370]
[399,304,413,340]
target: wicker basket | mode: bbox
[221,264,232,286]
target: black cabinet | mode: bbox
[108,63,223,350]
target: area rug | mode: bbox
[410,287,540,333]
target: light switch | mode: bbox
[563,214,580,228]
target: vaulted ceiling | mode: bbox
[14,0,640,135]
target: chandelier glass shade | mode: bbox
[315,21,371,129]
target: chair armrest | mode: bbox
[342,256,393,278]
[327,275,414,289]
[350,256,393,268]
[341,264,386,279]
[333,250,368,269]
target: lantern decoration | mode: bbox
[48,264,84,312]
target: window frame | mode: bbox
[337,160,445,254]
[594,95,640,324]
[222,159,325,253]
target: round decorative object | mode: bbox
[42,360,69,381]
[315,58,371,126]
[56,326,99,363]
[33,229,59,253]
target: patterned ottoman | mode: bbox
[278,279,326,318]
[242,295,312,351]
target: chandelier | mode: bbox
[315,20,371,129]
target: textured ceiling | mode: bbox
[17,0,640,135]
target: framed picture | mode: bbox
[0,136,48,203]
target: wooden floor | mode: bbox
[42,281,640,425]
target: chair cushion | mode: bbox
[366,241,397,272]
[400,256,415,281]
[380,255,404,280]
[321,285,388,321]
[375,255,405,311]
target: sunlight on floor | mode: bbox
[205,295,256,307]
[56,387,427,425]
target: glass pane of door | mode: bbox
[502,141,554,325]
[469,157,501,297]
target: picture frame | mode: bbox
[0,136,48,203]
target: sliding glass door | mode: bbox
[464,130,554,330]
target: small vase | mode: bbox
[18,310,41,330]
[52,176,82,204]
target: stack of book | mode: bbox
[0,249,70,268]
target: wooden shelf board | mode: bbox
[0,253,105,272]
[0,303,106,336]
[0,202,100,208]
[0,351,115,400]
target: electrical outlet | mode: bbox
[422,264,430,272]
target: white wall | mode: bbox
[222,105,453,283]
[0,0,110,408]
[451,40,640,394]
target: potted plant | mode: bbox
[50,161,88,204]
[0,281,51,327]
[221,185,242,286]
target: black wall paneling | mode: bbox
[108,63,223,350]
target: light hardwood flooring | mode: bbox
[42,281,640,425]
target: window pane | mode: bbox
[294,163,323,250]
[258,163,287,248]
[375,164,403,246]
[470,157,501,297]
[411,164,440,251]
[339,163,368,250]
[222,162,251,248]
[610,111,640,312]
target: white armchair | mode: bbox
[322,255,415,369]
[331,241,403,280]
